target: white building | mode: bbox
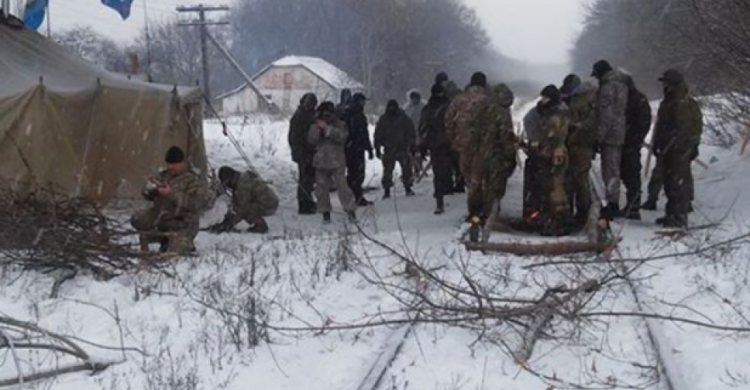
[217,56,365,115]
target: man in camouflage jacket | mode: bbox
[445,72,491,215]
[210,166,279,234]
[469,83,518,222]
[131,146,205,254]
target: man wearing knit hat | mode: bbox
[131,146,205,254]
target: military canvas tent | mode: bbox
[0,20,207,203]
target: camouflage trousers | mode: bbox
[567,146,594,219]
[646,156,694,204]
[600,145,622,207]
[541,157,571,233]
[131,209,199,253]
[664,153,693,217]
[381,151,414,189]
[467,155,516,218]
[315,167,356,213]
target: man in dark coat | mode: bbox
[652,69,703,228]
[434,71,464,193]
[374,100,417,199]
[288,93,318,214]
[343,93,375,206]
[419,84,453,214]
[620,75,652,220]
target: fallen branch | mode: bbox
[463,240,616,256]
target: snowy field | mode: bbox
[1,107,750,390]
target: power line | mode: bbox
[176,4,229,107]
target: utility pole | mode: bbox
[176,4,229,108]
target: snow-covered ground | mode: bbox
[1,107,750,390]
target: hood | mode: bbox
[490,83,514,108]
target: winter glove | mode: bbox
[375,147,383,160]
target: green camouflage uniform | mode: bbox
[539,103,571,234]
[445,85,490,213]
[131,167,205,253]
[221,172,279,228]
[566,84,597,220]
[653,81,703,224]
[468,84,518,218]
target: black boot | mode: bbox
[383,187,391,200]
[661,214,687,228]
[357,197,373,207]
[323,212,331,224]
[434,197,445,215]
[405,186,415,197]
[346,210,357,222]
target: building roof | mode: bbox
[216,55,364,100]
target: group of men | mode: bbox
[129,60,704,253]
[521,61,703,234]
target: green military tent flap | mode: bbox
[0,20,208,204]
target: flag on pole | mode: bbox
[101,0,134,20]
[23,0,48,30]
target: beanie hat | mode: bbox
[540,84,562,104]
[165,146,185,163]
[435,72,449,84]
[218,166,237,184]
[591,60,614,78]
[470,72,488,88]
[386,99,400,112]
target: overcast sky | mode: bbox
[46,0,587,65]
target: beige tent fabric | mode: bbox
[0,21,207,203]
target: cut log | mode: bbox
[464,240,615,256]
